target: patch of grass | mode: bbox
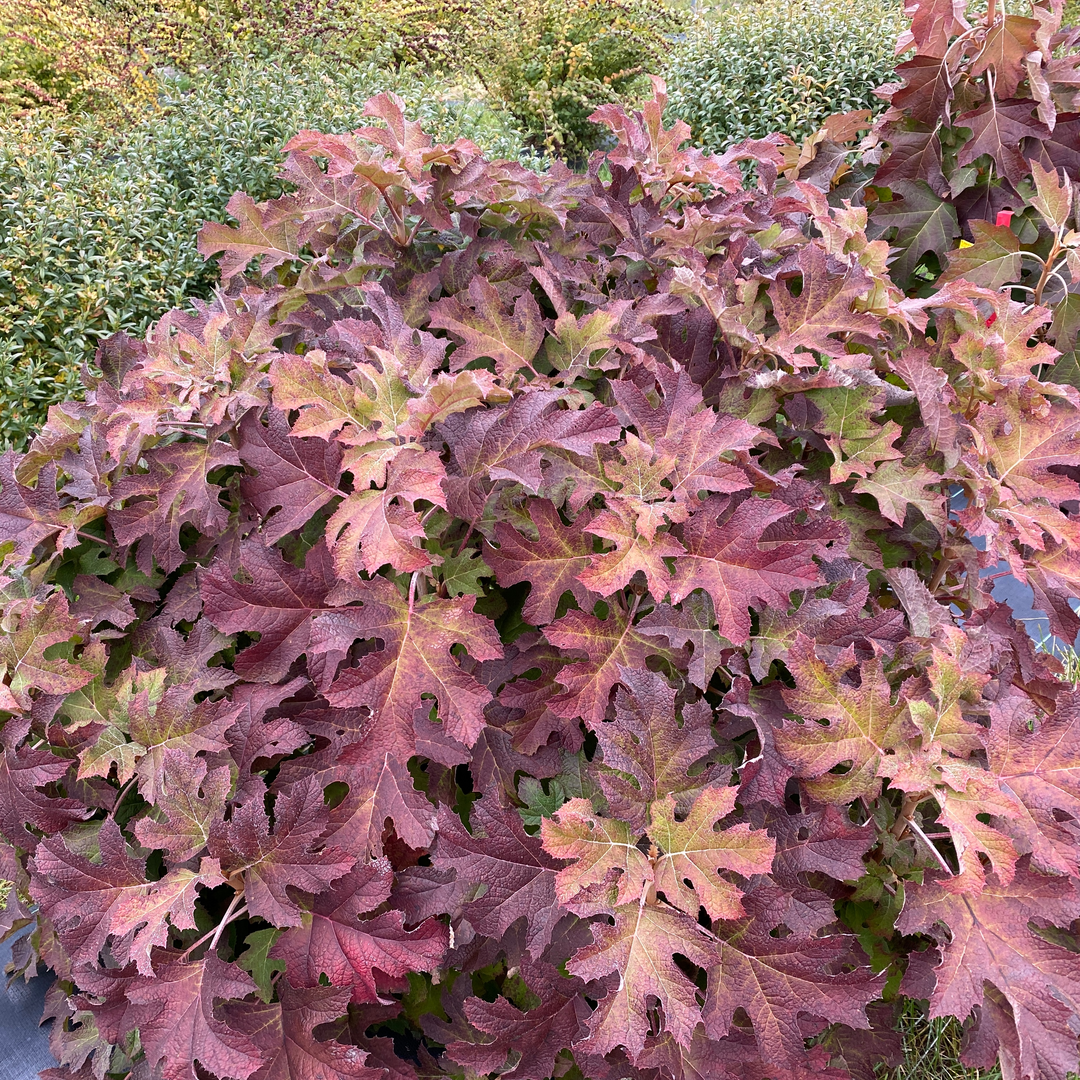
[890,1000,1000,1080]
[1030,634,1080,683]
[1055,644,1080,684]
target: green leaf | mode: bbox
[871,181,960,285]
[1049,294,1080,388]
[237,927,286,1003]
[941,220,1021,289]
[518,776,570,831]
[435,550,492,597]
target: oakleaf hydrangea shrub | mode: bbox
[2,0,1080,1077]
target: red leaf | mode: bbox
[209,778,355,926]
[446,959,589,1080]
[132,750,232,864]
[984,692,1080,877]
[637,592,729,690]
[0,740,87,851]
[428,277,545,382]
[671,496,836,646]
[222,679,311,802]
[775,635,914,805]
[956,101,1051,188]
[703,884,885,1066]
[313,576,503,750]
[124,953,267,1080]
[568,901,715,1058]
[226,981,384,1080]
[439,390,620,529]
[0,454,78,572]
[198,191,301,283]
[544,605,666,726]
[272,859,447,1001]
[238,408,343,544]
[434,800,567,958]
[765,246,883,365]
[200,538,337,684]
[970,16,1040,98]
[590,667,717,832]
[484,499,600,625]
[319,748,437,858]
[111,440,240,574]
[898,862,1080,1080]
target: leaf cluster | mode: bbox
[3,12,1080,1078]
[863,0,1080,295]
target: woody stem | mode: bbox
[928,554,951,594]
[891,791,924,839]
[1034,237,1065,307]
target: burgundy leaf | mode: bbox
[272,859,447,1001]
[209,778,355,926]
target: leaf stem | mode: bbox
[108,777,138,820]
[907,816,956,877]
[179,893,247,962]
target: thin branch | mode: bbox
[207,893,247,955]
[908,816,956,877]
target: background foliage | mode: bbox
[391,0,683,158]
[0,0,157,118]
[663,0,905,149]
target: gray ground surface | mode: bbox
[0,936,56,1080]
